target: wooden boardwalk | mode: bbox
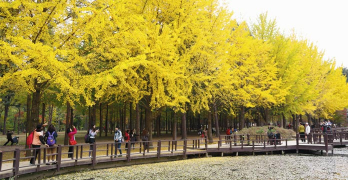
[1,131,348,180]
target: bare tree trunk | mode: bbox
[99,103,102,137]
[48,104,53,125]
[213,102,220,137]
[207,111,213,143]
[3,103,9,135]
[145,108,153,146]
[136,103,140,140]
[42,103,45,124]
[70,108,74,127]
[239,106,245,130]
[64,102,71,145]
[172,111,177,140]
[31,90,41,129]
[282,113,286,128]
[130,102,133,130]
[17,106,21,135]
[157,111,161,137]
[105,104,108,137]
[181,112,187,139]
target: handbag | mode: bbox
[69,139,77,145]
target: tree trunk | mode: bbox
[105,104,108,137]
[3,103,9,135]
[99,103,102,137]
[42,103,45,124]
[88,106,91,133]
[172,111,177,140]
[129,102,133,130]
[31,90,41,129]
[282,113,286,129]
[48,104,53,124]
[64,102,71,145]
[136,103,140,140]
[265,108,270,124]
[213,103,220,137]
[165,107,168,134]
[207,111,213,143]
[239,106,245,130]
[181,112,187,139]
[157,111,161,137]
[17,106,21,135]
[145,108,153,146]
[70,108,74,127]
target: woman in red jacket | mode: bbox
[67,125,77,158]
[124,129,130,150]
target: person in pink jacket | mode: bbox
[67,125,77,158]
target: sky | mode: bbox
[225,0,348,68]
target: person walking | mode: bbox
[114,127,123,157]
[30,124,49,165]
[89,125,99,157]
[305,123,311,142]
[67,125,77,158]
[130,129,137,149]
[3,130,14,146]
[299,123,305,142]
[142,128,149,150]
[124,129,130,150]
[44,124,58,165]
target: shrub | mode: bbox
[236,126,296,139]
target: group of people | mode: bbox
[29,123,59,165]
[27,122,146,165]
[298,122,311,142]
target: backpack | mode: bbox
[47,131,56,146]
[26,131,34,148]
[85,133,90,143]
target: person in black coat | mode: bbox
[3,130,14,146]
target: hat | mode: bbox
[36,124,42,130]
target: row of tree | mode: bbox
[1,0,348,144]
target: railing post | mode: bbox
[264,140,266,149]
[319,133,322,144]
[92,143,97,167]
[43,148,47,164]
[324,134,328,156]
[80,145,83,159]
[296,134,299,154]
[205,138,208,150]
[127,141,131,162]
[168,141,171,151]
[75,145,78,162]
[106,144,109,157]
[234,134,237,146]
[247,134,250,145]
[13,149,20,178]
[0,150,2,171]
[219,135,222,147]
[57,145,62,171]
[252,141,255,152]
[340,132,343,145]
[157,140,161,159]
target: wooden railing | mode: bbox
[0,139,205,179]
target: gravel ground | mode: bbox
[46,148,348,180]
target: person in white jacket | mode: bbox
[305,123,311,142]
[114,127,123,156]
